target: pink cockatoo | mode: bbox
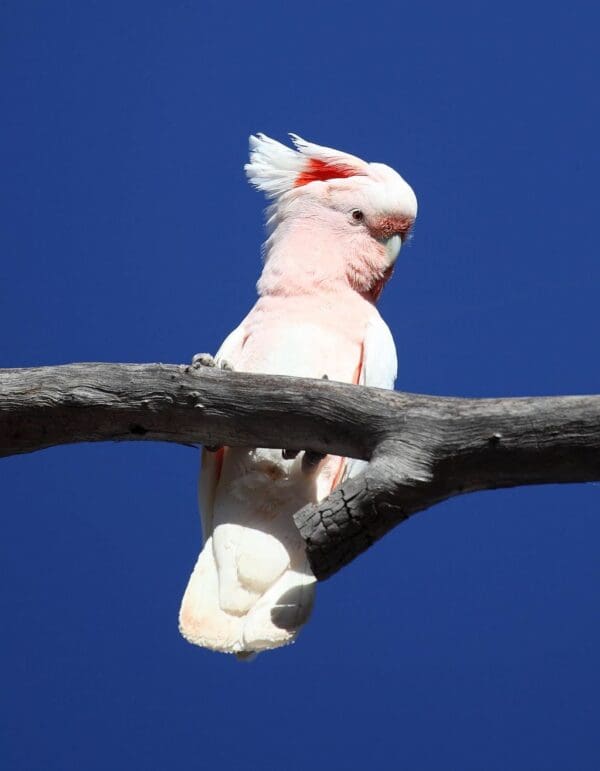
[179,134,417,656]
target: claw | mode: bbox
[191,353,216,369]
[301,450,326,473]
[191,353,235,371]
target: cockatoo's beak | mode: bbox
[370,214,413,265]
[384,234,402,264]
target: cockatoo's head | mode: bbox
[245,134,417,290]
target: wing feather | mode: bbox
[343,312,397,482]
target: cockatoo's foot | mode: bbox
[301,450,326,472]
[281,448,325,471]
[191,353,234,371]
[191,352,216,368]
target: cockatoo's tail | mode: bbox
[179,134,417,656]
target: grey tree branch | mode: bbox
[1,363,599,579]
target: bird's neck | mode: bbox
[257,215,390,301]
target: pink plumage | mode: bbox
[179,134,417,656]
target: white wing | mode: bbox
[344,312,397,480]
[214,323,247,367]
[360,312,397,391]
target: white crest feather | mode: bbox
[288,133,368,173]
[244,133,369,199]
[244,134,305,198]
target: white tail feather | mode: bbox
[179,539,316,655]
[179,447,318,656]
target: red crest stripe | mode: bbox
[294,157,359,187]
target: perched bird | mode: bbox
[179,134,417,656]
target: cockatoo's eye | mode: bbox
[351,209,364,223]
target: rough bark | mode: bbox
[1,363,599,578]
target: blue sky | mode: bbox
[1,2,599,769]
